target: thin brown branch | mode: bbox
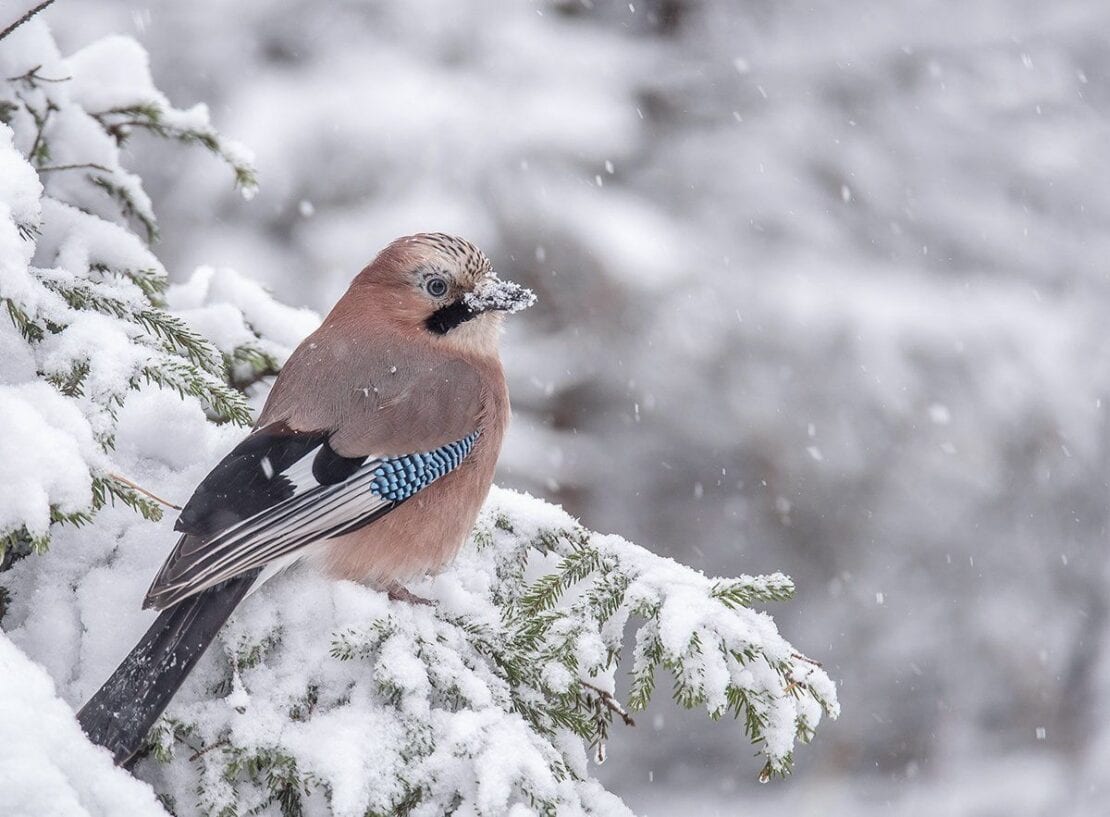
[107,471,183,511]
[187,737,229,763]
[16,91,56,166]
[0,0,60,43]
[581,680,636,727]
[37,162,112,174]
[5,64,70,84]
[791,652,823,667]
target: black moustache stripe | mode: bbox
[425,300,478,335]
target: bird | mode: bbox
[76,232,535,766]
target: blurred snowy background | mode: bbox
[35,0,1110,813]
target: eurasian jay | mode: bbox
[76,233,534,766]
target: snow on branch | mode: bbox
[0,630,169,817]
[0,21,281,559]
[130,488,837,816]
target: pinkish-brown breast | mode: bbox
[310,353,509,586]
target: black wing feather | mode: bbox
[311,436,368,484]
[175,424,328,538]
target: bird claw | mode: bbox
[387,583,435,607]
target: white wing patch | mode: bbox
[279,452,320,493]
[158,449,392,605]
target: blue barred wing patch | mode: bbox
[369,433,479,502]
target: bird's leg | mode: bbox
[386,582,435,606]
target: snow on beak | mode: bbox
[463,273,536,314]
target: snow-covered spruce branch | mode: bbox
[0,21,281,558]
[90,102,257,197]
[131,489,837,816]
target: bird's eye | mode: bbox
[425,276,449,298]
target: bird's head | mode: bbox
[361,232,535,356]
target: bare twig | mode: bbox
[16,91,56,166]
[5,64,70,84]
[0,0,60,44]
[792,652,823,667]
[37,162,112,174]
[107,471,183,511]
[581,680,636,727]
[187,738,230,763]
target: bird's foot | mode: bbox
[387,582,435,607]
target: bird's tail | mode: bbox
[76,571,259,766]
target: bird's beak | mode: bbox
[463,273,536,314]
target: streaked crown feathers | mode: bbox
[406,232,492,283]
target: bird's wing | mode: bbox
[145,359,485,610]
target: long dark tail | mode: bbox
[77,570,259,766]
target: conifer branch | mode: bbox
[580,679,635,726]
[89,174,159,242]
[105,471,182,511]
[37,162,112,174]
[187,738,230,763]
[150,491,836,810]
[0,0,59,44]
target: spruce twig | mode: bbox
[187,738,230,763]
[0,0,59,44]
[37,162,112,173]
[5,64,70,85]
[581,680,635,727]
[106,471,182,511]
[791,652,823,667]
